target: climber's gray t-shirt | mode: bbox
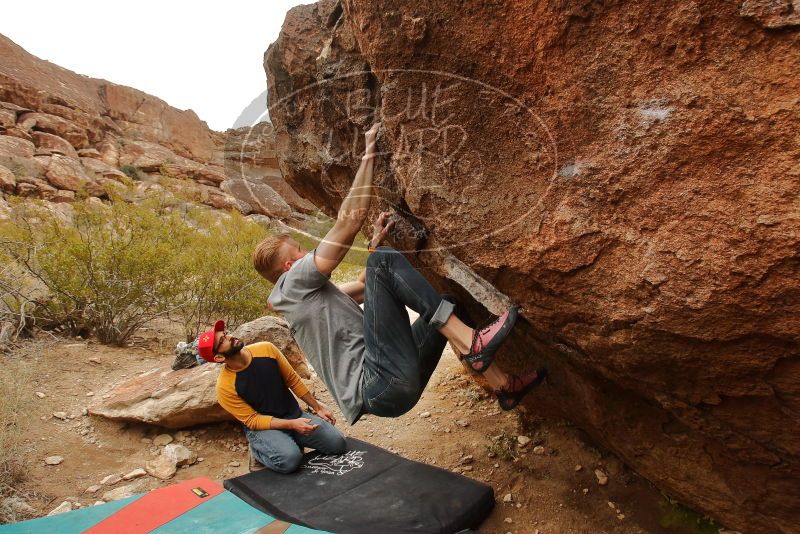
[267,251,365,424]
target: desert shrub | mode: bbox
[170,209,274,341]
[0,194,276,345]
[120,164,145,181]
[1,197,194,344]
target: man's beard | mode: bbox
[221,337,244,358]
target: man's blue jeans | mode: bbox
[244,411,347,474]
[361,247,457,417]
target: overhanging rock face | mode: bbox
[264,1,800,531]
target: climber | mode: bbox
[197,320,346,473]
[252,123,547,426]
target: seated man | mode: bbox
[253,123,546,427]
[198,320,346,473]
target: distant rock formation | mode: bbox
[0,34,315,222]
[264,1,800,532]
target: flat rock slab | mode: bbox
[90,363,230,429]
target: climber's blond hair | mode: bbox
[253,233,292,283]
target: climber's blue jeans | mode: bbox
[361,247,456,418]
[245,412,346,474]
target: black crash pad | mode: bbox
[223,437,494,533]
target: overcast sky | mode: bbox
[1,1,310,131]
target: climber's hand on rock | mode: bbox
[370,210,395,248]
[364,122,380,157]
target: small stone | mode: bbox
[164,444,197,466]
[47,501,72,516]
[102,482,143,502]
[517,435,531,446]
[94,501,105,506]
[617,514,626,520]
[85,485,102,494]
[197,457,205,463]
[533,446,545,455]
[122,468,146,481]
[52,412,68,420]
[487,451,496,458]
[89,358,101,364]
[86,392,94,397]
[574,464,583,471]
[503,493,513,503]
[516,503,522,508]
[462,465,473,472]
[81,408,88,416]
[140,437,152,444]
[456,419,470,427]
[419,411,431,418]
[153,434,174,447]
[145,456,177,480]
[460,455,474,465]
[582,488,589,494]
[35,392,46,398]
[608,501,616,509]
[44,455,64,465]
[494,463,500,468]
[595,469,609,486]
[504,517,513,524]
[101,474,122,486]
[229,461,241,467]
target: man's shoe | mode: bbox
[249,445,266,472]
[463,305,520,373]
[495,367,548,411]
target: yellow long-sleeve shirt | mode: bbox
[216,342,310,430]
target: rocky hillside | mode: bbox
[0,34,312,221]
[264,1,799,532]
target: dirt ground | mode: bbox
[1,327,709,533]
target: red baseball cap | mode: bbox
[197,320,225,362]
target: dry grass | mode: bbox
[0,352,35,524]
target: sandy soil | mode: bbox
[2,327,694,533]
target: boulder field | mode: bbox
[0,34,312,220]
[264,1,799,531]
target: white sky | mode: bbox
[0,1,311,131]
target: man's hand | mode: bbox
[291,418,319,436]
[370,210,396,249]
[314,402,337,425]
[364,123,380,158]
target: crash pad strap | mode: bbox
[255,519,292,533]
[84,477,225,534]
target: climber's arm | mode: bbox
[315,124,379,277]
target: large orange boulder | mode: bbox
[265,1,800,531]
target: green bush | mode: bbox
[120,165,145,181]
[0,193,275,345]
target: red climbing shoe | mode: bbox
[495,367,548,411]
[463,305,520,373]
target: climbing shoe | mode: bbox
[463,305,520,373]
[495,367,548,411]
